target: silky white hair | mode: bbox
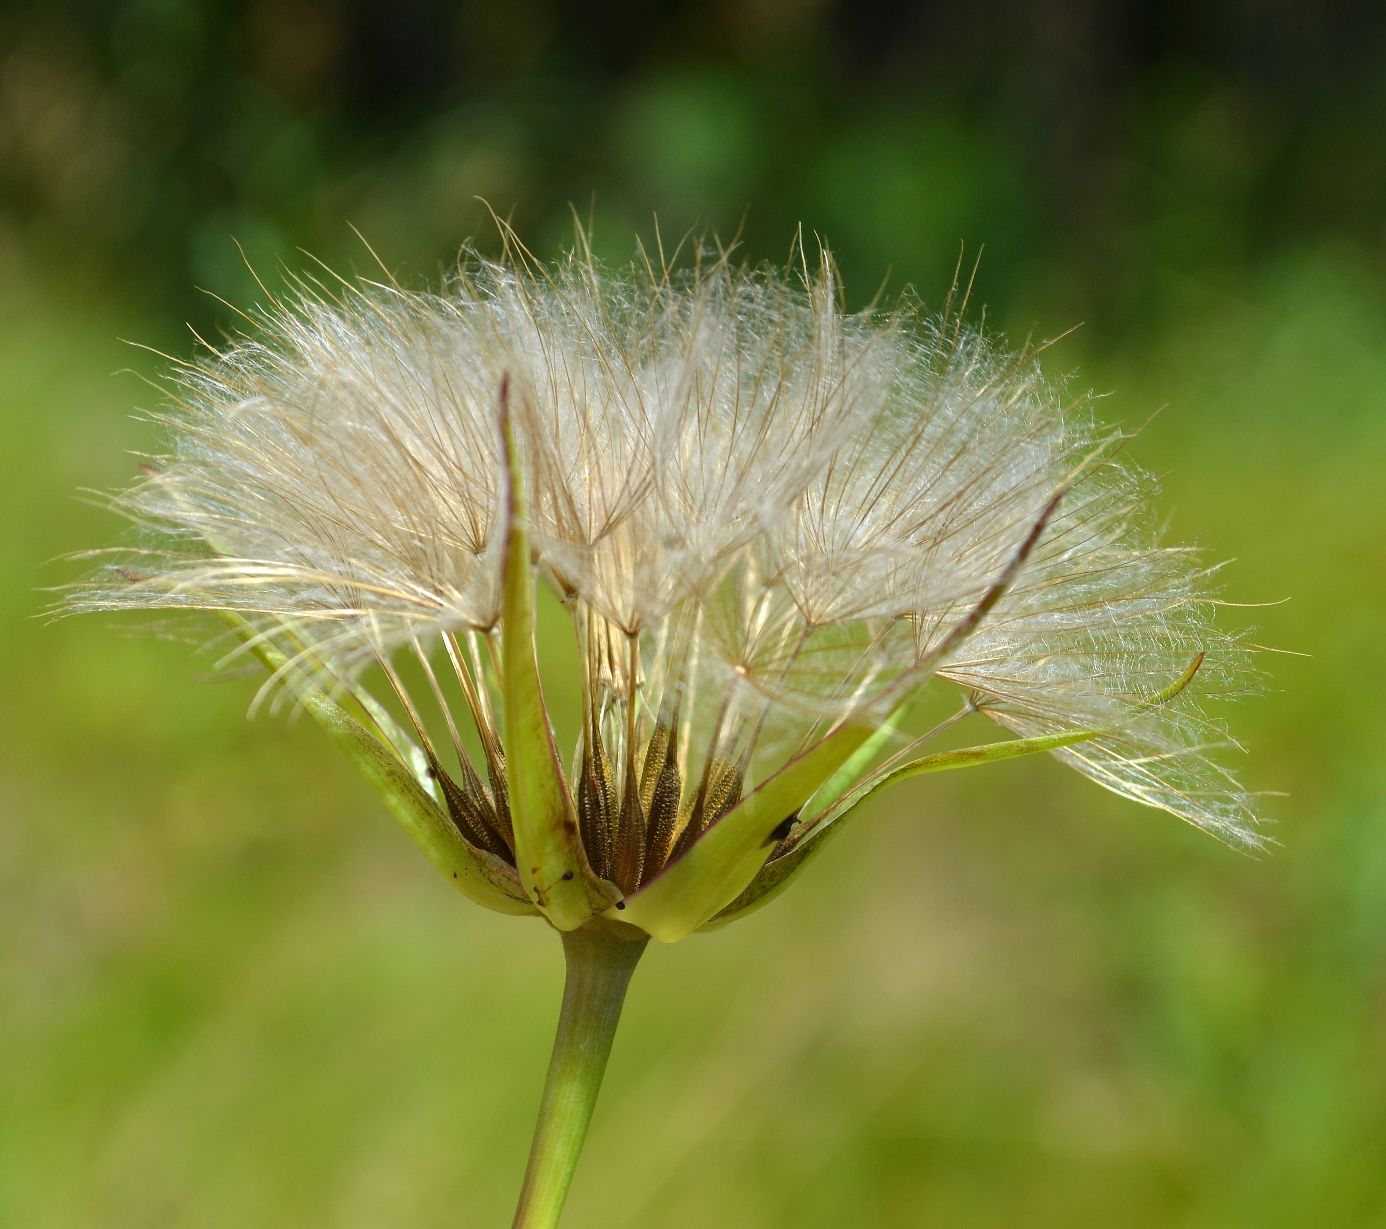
[73,234,1262,853]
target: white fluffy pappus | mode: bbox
[72,232,1263,909]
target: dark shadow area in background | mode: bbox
[2,1,1383,336]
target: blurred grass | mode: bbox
[3,4,1386,1225]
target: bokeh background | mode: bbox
[4,3,1385,1226]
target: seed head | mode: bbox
[70,232,1262,937]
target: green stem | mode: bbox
[511,924,648,1229]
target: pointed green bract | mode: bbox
[803,704,908,818]
[702,821,847,930]
[221,614,535,917]
[841,728,1102,807]
[710,727,1103,927]
[500,388,621,929]
[1148,651,1206,706]
[614,724,871,942]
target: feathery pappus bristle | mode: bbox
[68,228,1264,922]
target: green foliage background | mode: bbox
[3,3,1384,1225]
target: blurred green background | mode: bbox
[3,3,1384,1226]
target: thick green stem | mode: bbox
[511,924,648,1229]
